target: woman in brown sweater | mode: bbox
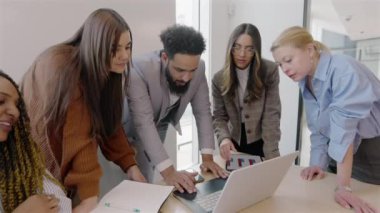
[21,8,146,212]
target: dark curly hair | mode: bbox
[0,70,63,212]
[160,24,205,59]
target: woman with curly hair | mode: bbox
[0,70,71,212]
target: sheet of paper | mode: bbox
[226,152,262,171]
[92,180,174,213]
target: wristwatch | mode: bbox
[335,185,352,192]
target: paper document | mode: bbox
[92,180,174,213]
[226,151,262,171]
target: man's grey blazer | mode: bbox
[123,50,215,167]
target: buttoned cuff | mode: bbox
[328,142,350,164]
[156,159,173,172]
[310,152,329,170]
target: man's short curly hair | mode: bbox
[160,24,205,59]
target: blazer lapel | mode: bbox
[158,60,170,122]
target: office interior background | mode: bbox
[1,0,379,194]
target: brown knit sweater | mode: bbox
[21,45,137,201]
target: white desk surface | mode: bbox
[160,165,380,213]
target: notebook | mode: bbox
[91,180,173,213]
[173,151,299,213]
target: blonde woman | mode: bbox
[271,26,379,212]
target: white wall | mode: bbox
[209,0,230,75]
[0,0,175,82]
[209,0,305,155]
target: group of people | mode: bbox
[1,8,379,213]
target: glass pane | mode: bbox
[175,0,200,169]
[177,105,194,169]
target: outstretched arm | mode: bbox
[192,68,228,178]
[334,144,376,212]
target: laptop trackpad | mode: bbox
[196,178,226,195]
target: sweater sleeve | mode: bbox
[59,91,137,200]
[61,93,102,201]
[99,126,137,172]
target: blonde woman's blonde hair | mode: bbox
[270,26,329,53]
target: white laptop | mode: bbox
[173,151,299,213]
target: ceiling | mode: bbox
[311,0,380,41]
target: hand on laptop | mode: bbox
[219,138,237,160]
[300,166,326,181]
[161,166,197,193]
[200,154,229,179]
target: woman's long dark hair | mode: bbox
[41,8,132,144]
[221,23,267,101]
[0,70,62,213]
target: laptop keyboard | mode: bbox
[194,190,222,212]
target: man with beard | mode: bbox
[123,25,228,194]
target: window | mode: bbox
[176,0,211,169]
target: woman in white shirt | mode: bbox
[0,70,71,213]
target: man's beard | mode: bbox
[165,67,190,95]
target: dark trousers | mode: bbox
[232,123,265,158]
